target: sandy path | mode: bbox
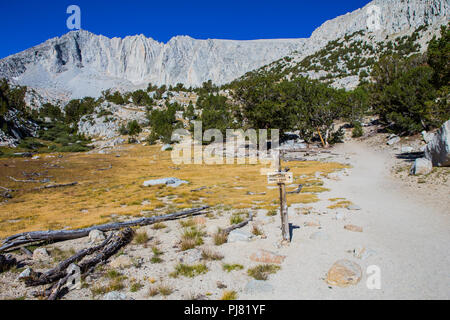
[240,141,450,300]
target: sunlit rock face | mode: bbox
[0,0,448,99]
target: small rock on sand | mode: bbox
[387,136,400,146]
[89,229,106,243]
[250,249,286,265]
[352,246,377,260]
[410,158,433,175]
[18,268,32,280]
[109,255,133,269]
[33,248,50,261]
[227,230,253,243]
[244,280,274,294]
[326,259,362,287]
[344,225,363,233]
[178,249,202,264]
[102,292,129,300]
[347,204,361,211]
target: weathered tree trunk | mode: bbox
[221,213,253,235]
[32,182,78,191]
[30,228,134,300]
[1,206,209,252]
[23,235,112,286]
[0,254,18,272]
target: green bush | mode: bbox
[18,138,44,150]
[352,122,364,138]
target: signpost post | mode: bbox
[267,151,292,243]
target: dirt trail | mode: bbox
[241,140,450,300]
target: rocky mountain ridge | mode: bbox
[0,0,448,101]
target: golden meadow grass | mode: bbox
[0,144,346,238]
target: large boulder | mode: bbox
[410,158,433,175]
[326,259,362,287]
[425,120,450,167]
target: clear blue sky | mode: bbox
[0,0,371,59]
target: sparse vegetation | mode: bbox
[247,264,281,280]
[152,222,167,230]
[213,230,228,246]
[223,264,244,272]
[130,281,144,292]
[180,226,205,251]
[230,213,244,225]
[221,291,238,300]
[169,263,209,278]
[251,225,264,236]
[134,231,149,244]
[201,248,224,261]
[151,246,163,264]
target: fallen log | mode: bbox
[20,247,33,257]
[1,206,209,252]
[33,228,134,300]
[8,176,40,183]
[23,235,112,286]
[32,182,78,191]
[221,213,253,235]
[0,254,18,272]
[97,164,112,171]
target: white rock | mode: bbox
[89,229,106,243]
[227,230,253,243]
[387,136,400,146]
[347,204,362,211]
[178,249,202,264]
[102,292,129,300]
[425,120,450,167]
[143,177,188,188]
[33,248,50,261]
[421,130,434,143]
[244,280,274,294]
[410,158,433,175]
[109,255,133,269]
[401,146,414,153]
[18,268,32,280]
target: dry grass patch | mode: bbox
[133,231,149,244]
[180,226,205,251]
[251,225,264,236]
[91,270,127,296]
[223,264,244,272]
[151,246,163,264]
[169,263,209,278]
[327,200,352,209]
[201,248,224,261]
[221,291,237,300]
[0,144,346,238]
[213,230,228,246]
[152,222,167,230]
[247,264,280,280]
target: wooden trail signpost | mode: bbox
[267,151,293,243]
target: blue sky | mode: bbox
[0,0,371,59]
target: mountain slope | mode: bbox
[0,0,448,101]
[0,32,307,100]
